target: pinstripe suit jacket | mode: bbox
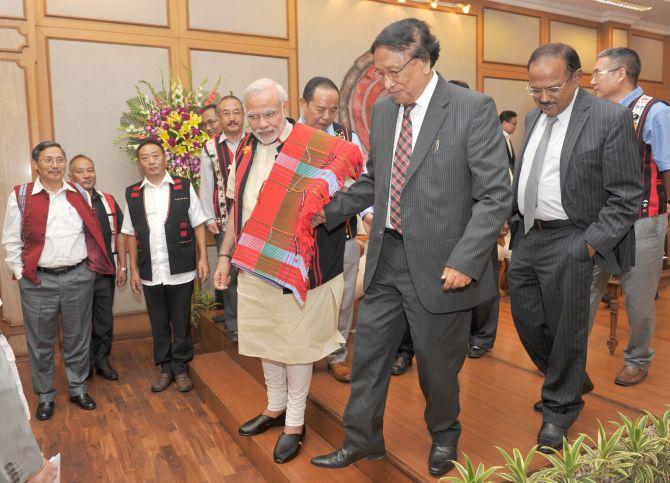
[325,75,513,313]
[511,88,643,275]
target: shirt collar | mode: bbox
[32,177,74,195]
[141,171,173,188]
[502,130,510,139]
[620,86,644,107]
[410,71,438,112]
[278,120,292,143]
[220,131,245,145]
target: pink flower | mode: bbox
[193,141,201,149]
[181,112,190,121]
[168,138,176,147]
[162,123,169,130]
[191,127,199,136]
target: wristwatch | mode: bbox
[120,267,128,272]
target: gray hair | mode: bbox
[242,78,288,108]
[597,47,641,84]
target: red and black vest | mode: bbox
[233,127,346,290]
[13,181,114,283]
[204,135,237,220]
[125,177,196,281]
[628,95,667,218]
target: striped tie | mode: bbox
[389,103,416,233]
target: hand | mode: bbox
[362,213,373,235]
[586,242,595,258]
[500,222,509,237]
[207,221,220,235]
[311,209,326,227]
[116,268,127,287]
[198,258,210,282]
[441,266,472,291]
[214,257,231,290]
[130,270,142,295]
[27,460,57,483]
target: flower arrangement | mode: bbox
[117,77,220,190]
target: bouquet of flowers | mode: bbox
[117,76,220,190]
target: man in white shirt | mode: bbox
[499,110,517,172]
[122,140,209,393]
[198,96,245,342]
[2,141,115,421]
[508,43,641,452]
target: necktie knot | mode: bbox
[403,103,416,117]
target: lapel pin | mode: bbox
[434,139,440,153]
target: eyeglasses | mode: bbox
[247,110,280,123]
[38,156,66,165]
[371,57,416,82]
[591,67,624,80]
[526,76,572,97]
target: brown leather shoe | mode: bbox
[151,372,173,392]
[175,373,193,393]
[615,365,647,386]
[329,362,352,383]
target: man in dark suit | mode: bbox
[310,18,512,476]
[499,110,517,172]
[508,43,642,452]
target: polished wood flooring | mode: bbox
[16,286,670,481]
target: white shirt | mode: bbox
[199,133,244,224]
[386,71,439,228]
[2,178,88,280]
[517,88,579,221]
[503,131,514,159]
[121,172,207,286]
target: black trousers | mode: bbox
[470,247,501,349]
[343,233,471,451]
[90,273,116,365]
[142,280,194,375]
[508,224,594,428]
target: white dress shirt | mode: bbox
[386,71,439,228]
[199,133,244,225]
[121,172,207,286]
[517,88,579,221]
[2,178,88,280]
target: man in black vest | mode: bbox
[122,140,209,393]
[298,76,369,383]
[69,154,127,381]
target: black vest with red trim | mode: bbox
[332,122,359,240]
[628,95,667,218]
[125,176,196,281]
[233,126,346,290]
[204,135,237,219]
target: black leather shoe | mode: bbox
[35,402,54,421]
[428,444,457,476]
[534,376,595,413]
[274,426,306,464]
[391,356,412,376]
[239,412,286,436]
[537,422,565,453]
[468,345,489,359]
[311,447,385,468]
[95,359,119,381]
[69,393,96,410]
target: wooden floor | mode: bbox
[16,286,670,481]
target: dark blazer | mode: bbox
[511,88,642,274]
[325,75,513,313]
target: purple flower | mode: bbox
[181,112,190,121]
[193,141,201,149]
[191,127,199,136]
[168,138,176,147]
[162,123,169,130]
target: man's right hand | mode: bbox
[214,257,231,290]
[207,221,220,235]
[311,210,326,227]
[362,213,373,235]
[27,460,57,483]
[130,270,142,295]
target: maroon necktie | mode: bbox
[389,103,416,233]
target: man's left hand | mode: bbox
[116,268,127,287]
[311,209,326,227]
[441,267,472,291]
[586,243,596,258]
[197,258,210,282]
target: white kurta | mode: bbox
[227,122,344,364]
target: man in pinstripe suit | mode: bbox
[311,18,512,476]
[508,43,642,452]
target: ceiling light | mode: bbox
[431,1,438,7]
[461,3,471,13]
[592,0,653,11]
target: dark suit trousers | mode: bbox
[470,247,500,349]
[142,281,194,375]
[343,233,471,452]
[508,224,594,428]
[394,325,414,361]
[90,273,115,365]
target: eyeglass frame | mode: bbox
[526,71,579,97]
[246,109,281,123]
[591,66,625,80]
[371,56,418,82]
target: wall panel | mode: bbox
[483,77,537,151]
[483,9,540,66]
[298,0,476,93]
[0,0,24,18]
[550,21,598,72]
[631,35,664,82]
[48,39,170,314]
[45,0,168,26]
[188,0,287,38]
[612,28,628,48]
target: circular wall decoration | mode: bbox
[339,51,390,155]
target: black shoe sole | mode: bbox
[429,462,455,476]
